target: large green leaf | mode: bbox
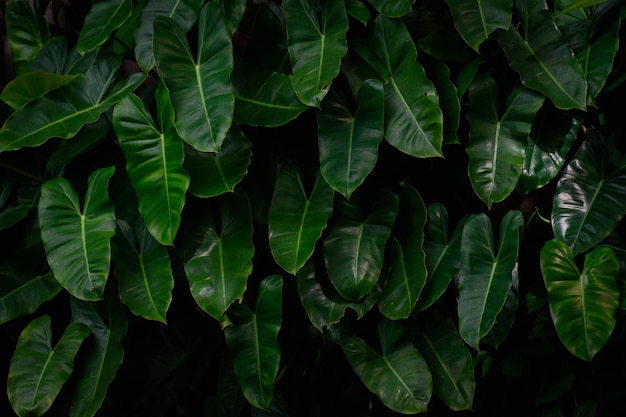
[0,72,81,110]
[70,295,128,417]
[283,0,349,107]
[184,193,254,321]
[113,219,173,323]
[154,1,234,152]
[370,14,443,157]
[445,0,512,51]
[342,319,432,414]
[184,124,252,198]
[457,210,523,349]
[317,79,384,199]
[466,75,544,208]
[268,166,334,275]
[552,131,626,255]
[541,240,620,361]
[368,0,415,18]
[324,191,398,301]
[7,316,90,417]
[497,0,587,110]
[5,0,48,74]
[77,0,133,54]
[0,58,145,152]
[38,167,116,301]
[378,186,427,319]
[113,83,190,245]
[224,275,283,410]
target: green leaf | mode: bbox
[368,0,415,18]
[224,275,283,410]
[38,167,116,301]
[113,83,190,245]
[552,131,626,255]
[0,179,40,231]
[8,316,90,417]
[185,193,254,321]
[113,219,173,323]
[218,0,246,37]
[0,58,146,152]
[466,75,544,208]
[445,0,512,50]
[541,240,619,361]
[346,0,370,24]
[30,37,68,74]
[318,79,384,199]
[284,0,349,107]
[378,186,427,319]
[342,319,432,414]
[6,0,49,74]
[324,191,398,301]
[70,295,128,417]
[184,124,252,198]
[134,0,203,71]
[370,14,443,157]
[0,72,81,110]
[154,1,234,152]
[556,0,609,16]
[457,210,523,349]
[497,0,587,110]
[268,166,334,275]
[77,0,133,54]
[482,265,519,348]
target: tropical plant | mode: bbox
[1,0,625,416]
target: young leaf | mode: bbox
[445,0,512,51]
[5,0,48,74]
[368,0,415,18]
[38,167,116,301]
[77,0,133,54]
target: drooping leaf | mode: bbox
[457,210,523,349]
[370,14,443,157]
[38,167,116,301]
[318,79,384,199]
[113,82,190,245]
[154,1,234,152]
[342,318,432,414]
[283,0,349,107]
[184,124,252,198]
[378,186,427,319]
[497,0,587,110]
[541,240,619,361]
[552,131,626,255]
[466,75,544,208]
[5,0,49,74]
[224,275,283,410]
[0,72,81,110]
[185,193,254,321]
[445,0,512,51]
[324,191,398,301]
[70,295,128,417]
[8,316,90,417]
[113,219,173,323]
[77,0,133,54]
[368,0,415,18]
[268,166,334,275]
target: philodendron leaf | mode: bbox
[268,166,334,275]
[318,79,384,199]
[0,57,146,152]
[185,193,254,321]
[39,167,116,301]
[77,0,133,54]
[445,0,512,51]
[497,0,587,110]
[368,0,415,17]
[283,0,349,107]
[224,275,283,410]
[113,82,190,245]
[552,131,626,255]
[0,72,81,110]
[541,240,620,361]
[342,318,432,414]
[70,295,128,417]
[5,0,48,74]
[457,210,523,349]
[370,14,443,157]
[8,316,90,417]
[556,0,611,16]
[154,1,234,152]
[113,219,173,323]
[324,191,398,301]
[378,186,427,319]
[466,75,544,208]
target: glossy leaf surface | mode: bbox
[0,72,80,110]
[77,0,133,54]
[6,0,48,74]
[445,0,512,50]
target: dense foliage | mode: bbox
[1,0,626,415]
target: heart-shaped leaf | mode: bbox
[541,240,619,361]
[6,0,48,74]
[38,167,116,301]
[77,0,133,54]
[368,0,415,18]
[445,0,512,51]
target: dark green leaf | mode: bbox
[421,55,461,145]
[77,0,133,54]
[218,0,246,37]
[445,0,512,50]
[6,0,49,74]
[368,0,415,18]
[0,72,81,110]
[556,0,609,16]
[47,117,111,172]
[346,0,370,24]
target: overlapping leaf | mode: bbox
[421,55,461,145]
[445,0,512,50]
[368,0,415,18]
[77,0,133,54]
[6,0,48,74]
[0,72,80,110]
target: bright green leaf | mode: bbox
[445,0,512,50]
[77,0,133,54]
